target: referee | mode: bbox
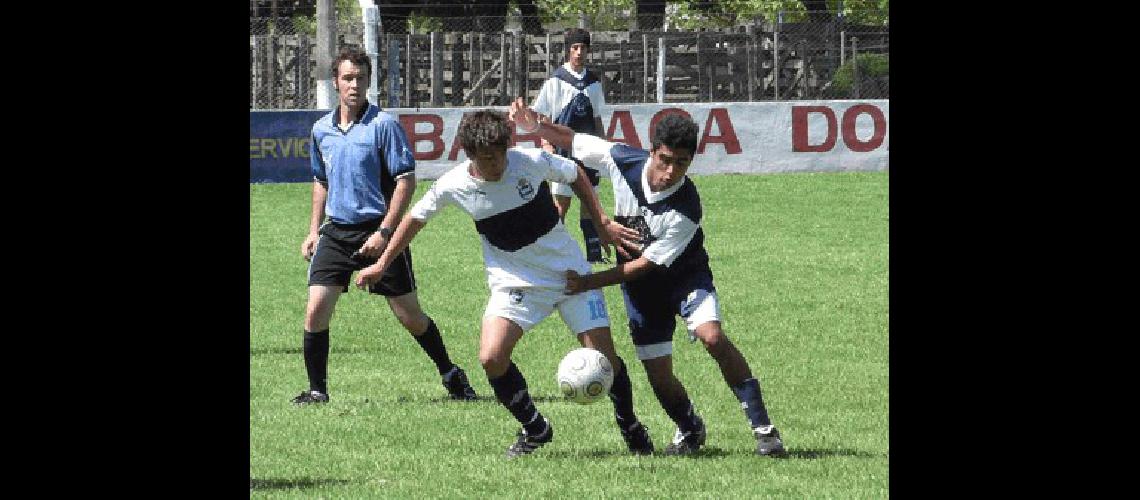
[293,47,476,405]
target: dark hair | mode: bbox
[652,114,699,153]
[458,110,512,154]
[564,28,591,50]
[331,46,371,79]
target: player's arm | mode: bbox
[358,174,415,258]
[302,180,328,261]
[302,133,329,261]
[355,215,427,290]
[565,257,657,294]
[511,97,574,151]
[569,163,628,261]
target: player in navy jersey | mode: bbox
[531,28,609,263]
[293,47,476,406]
[356,110,653,458]
[510,98,786,457]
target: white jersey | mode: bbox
[408,147,592,290]
[531,63,606,129]
[570,134,711,274]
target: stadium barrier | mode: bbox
[250,100,887,183]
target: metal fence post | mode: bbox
[269,36,279,107]
[774,11,781,100]
[513,33,524,100]
[499,33,508,103]
[431,31,443,106]
[387,36,401,108]
[363,5,380,106]
[405,34,412,106]
[656,36,665,103]
[452,33,465,106]
[643,33,649,103]
[851,36,860,99]
[745,25,754,102]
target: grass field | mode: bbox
[250,171,888,498]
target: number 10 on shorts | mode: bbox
[587,297,608,320]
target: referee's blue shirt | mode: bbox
[310,104,416,224]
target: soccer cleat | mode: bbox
[506,419,553,458]
[664,415,706,456]
[442,366,478,400]
[291,390,329,405]
[753,425,786,456]
[620,422,654,455]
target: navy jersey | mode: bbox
[570,135,713,294]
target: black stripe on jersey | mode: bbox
[473,181,559,252]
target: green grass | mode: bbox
[250,172,888,498]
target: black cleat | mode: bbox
[620,422,654,455]
[754,425,786,456]
[291,390,329,406]
[442,366,478,400]
[506,419,553,458]
[664,415,706,456]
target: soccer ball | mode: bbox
[556,347,614,405]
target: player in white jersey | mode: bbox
[510,98,787,457]
[531,27,608,263]
[355,110,653,458]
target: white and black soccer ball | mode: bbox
[556,347,614,405]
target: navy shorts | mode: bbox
[620,270,719,360]
[307,220,416,296]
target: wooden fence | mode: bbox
[250,24,888,109]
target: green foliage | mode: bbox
[407,11,443,34]
[536,0,637,31]
[830,52,889,95]
[667,0,888,29]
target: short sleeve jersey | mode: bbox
[309,104,416,224]
[570,134,713,290]
[532,63,605,163]
[408,148,593,290]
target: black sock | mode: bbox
[731,377,772,428]
[489,362,547,435]
[657,388,700,434]
[303,329,330,394]
[412,319,454,375]
[580,219,602,260]
[608,358,638,430]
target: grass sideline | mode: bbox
[250,171,888,498]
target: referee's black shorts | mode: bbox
[307,219,416,296]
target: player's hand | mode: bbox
[509,97,539,134]
[357,231,388,258]
[301,232,319,261]
[355,264,383,290]
[602,219,638,260]
[564,269,588,295]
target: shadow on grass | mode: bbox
[391,394,569,404]
[249,478,351,490]
[783,448,882,460]
[540,448,881,460]
[250,347,380,355]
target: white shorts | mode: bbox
[485,285,610,334]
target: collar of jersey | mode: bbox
[642,160,685,203]
[561,62,587,80]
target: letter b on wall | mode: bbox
[792,105,886,152]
